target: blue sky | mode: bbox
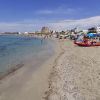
[0,0,100,32]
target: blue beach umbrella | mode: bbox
[86,33,94,37]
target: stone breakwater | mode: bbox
[44,39,100,100]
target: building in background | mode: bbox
[41,27,49,34]
[96,27,100,33]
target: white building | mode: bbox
[24,32,29,35]
[96,27,100,33]
[18,32,22,34]
[82,30,88,34]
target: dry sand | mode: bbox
[45,39,100,100]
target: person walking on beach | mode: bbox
[44,33,49,39]
[41,38,43,44]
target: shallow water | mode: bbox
[0,35,55,77]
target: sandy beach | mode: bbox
[45,39,100,100]
[0,38,100,100]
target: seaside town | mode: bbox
[2,26,100,46]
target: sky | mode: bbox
[0,0,100,32]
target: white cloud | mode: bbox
[48,16,100,31]
[35,7,79,15]
[0,6,83,32]
[36,10,53,14]
[0,19,50,32]
[0,16,100,32]
[0,22,41,32]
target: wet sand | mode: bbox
[45,39,100,100]
[0,38,62,100]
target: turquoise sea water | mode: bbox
[0,35,54,77]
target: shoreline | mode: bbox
[43,39,66,100]
[0,36,53,81]
[0,38,62,100]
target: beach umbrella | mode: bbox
[86,33,94,37]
